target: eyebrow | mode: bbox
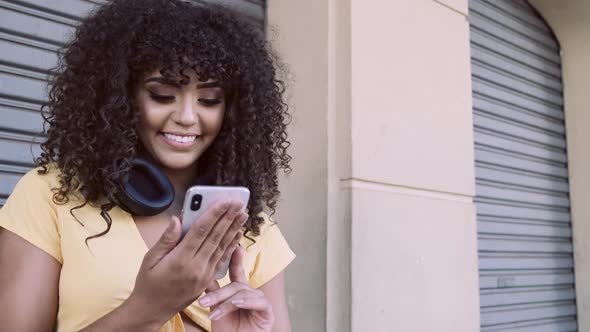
[143,77,221,89]
[196,81,221,89]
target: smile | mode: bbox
[162,132,197,143]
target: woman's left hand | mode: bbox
[200,245,275,332]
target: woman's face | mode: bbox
[134,68,226,171]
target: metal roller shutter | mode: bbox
[0,0,265,208]
[470,0,577,331]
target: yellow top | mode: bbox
[0,165,295,331]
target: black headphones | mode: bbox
[115,157,213,216]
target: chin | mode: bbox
[155,154,199,171]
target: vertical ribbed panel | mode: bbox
[470,0,577,331]
[0,0,265,208]
[0,0,85,207]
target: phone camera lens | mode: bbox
[191,194,202,211]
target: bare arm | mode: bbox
[259,271,292,332]
[0,227,60,332]
[0,228,161,332]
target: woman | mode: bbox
[0,0,294,331]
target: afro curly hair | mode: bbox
[35,0,291,241]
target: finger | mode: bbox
[208,289,266,321]
[205,279,220,293]
[198,281,250,308]
[232,297,275,325]
[208,212,246,266]
[215,214,247,266]
[194,202,245,262]
[176,200,231,254]
[228,244,248,284]
[199,281,221,311]
[142,216,181,269]
[232,296,273,316]
[212,231,243,279]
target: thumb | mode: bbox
[143,216,181,269]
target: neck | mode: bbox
[163,163,199,216]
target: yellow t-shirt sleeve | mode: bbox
[0,168,62,263]
[249,214,296,289]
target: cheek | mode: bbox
[138,107,167,132]
[201,110,226,134]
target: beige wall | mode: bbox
[268,0,480,331]
[326,0,352,331]
[267,1,329,331]
[349,0,479,330]
[269,0,590,331]
[529,1,590,330]
[268,0,355,330]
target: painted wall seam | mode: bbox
[432,0,469,16]
[342,179,474,203]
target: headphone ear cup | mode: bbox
[115,157,175,216]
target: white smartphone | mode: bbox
[180,185,250,280]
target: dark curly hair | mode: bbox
[35,0,291,241]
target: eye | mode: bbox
[149,92,175,103]
[198,98,223,107]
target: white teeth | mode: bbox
[163,133,196,143]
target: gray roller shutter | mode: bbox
[470,0,577,331]
[0,0,265,208]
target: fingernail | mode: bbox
[231,299,244,306]
[209,309,222,320]
[199,296,211,307]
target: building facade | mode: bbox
[268,0,590,331]
[1,0,589,331]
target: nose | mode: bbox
[174,96,197,126]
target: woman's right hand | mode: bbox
[129,200,248,326]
